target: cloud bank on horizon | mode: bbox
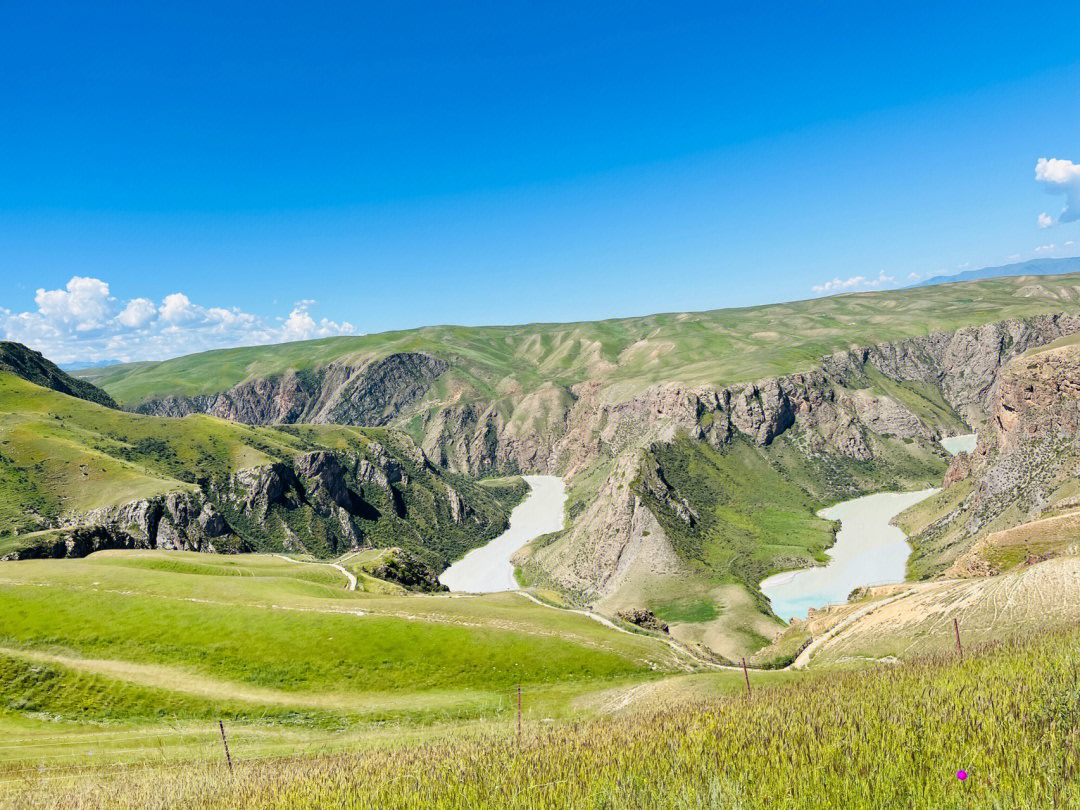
[0,277,356,364]
[811,270,894,295]
[809,156,1080,295]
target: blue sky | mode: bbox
[1,1,1079,362]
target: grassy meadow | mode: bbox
[6,621,1078,809]
[0,549,773,779]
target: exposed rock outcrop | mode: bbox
[136,352,448,428]
[5,434,507,567]
[943,451,974,490]
[908,337,1080,576]
[616,608,669,633]
[530,450,687,602]
[994,342,1080,453]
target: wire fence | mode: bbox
[0,579,981,784]
[0,686,541,783]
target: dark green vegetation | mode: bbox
[79,272,1080,409]
[0,371,524,566]
[13,623,1080,809]
[638,432,946,604]
[0,341,116,408]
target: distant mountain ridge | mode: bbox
[912,257,1080,288]
[60,359,122,372]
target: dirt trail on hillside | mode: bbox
[516,591,728,672]
[0,646,406,711]
[274,554,356,591]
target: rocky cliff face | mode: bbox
[136,352,448,427]
[2,435,512,566]
[906,337,1080,578]
[528,314,1080,605]
[527,449,685,603]
[422,313,1080,476]
[124,316,1080,483]
[993,341,1080,453]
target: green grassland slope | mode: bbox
[0,549,721,779]
[7,616,1080,809]
[0,341,116,408]
[80,272,1080,413]
[0,370,525,573]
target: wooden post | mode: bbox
[516,684,522,739]
[953,617,963,660]
[218,720,233,774]
[741,658,751,696]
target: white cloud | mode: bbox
[812,270,894,295]
[812,276,865,294]
[159,293,198,323]
[907,272,922,281]
[1035,244,1056,253]
[1039,212,1054,229]
[1035,157,1080,225]
[116,298,156,329]
[0,277,358,364]
[1067,241,1076,246]
[33,276,114,333]
[1009,254,1021,260]
[282,300,356,341]
[957,262,970,269]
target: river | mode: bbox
[760,434,975,621]
[439,475,567,593]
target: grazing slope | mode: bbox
[0,341,116,408]
[0,550,719,777]
[0,368,525,571]
[8,621,1080,809]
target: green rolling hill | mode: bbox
[79,272,1080,410]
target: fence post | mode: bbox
[516,684,522,740]
[741,658,751,696]
[218,720,233,774]
[953,617,963,660]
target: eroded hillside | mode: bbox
[80,273,1080,474]
[899,333,1080,579]
[0,371,525,578]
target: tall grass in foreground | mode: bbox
[10,626,1080,809]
